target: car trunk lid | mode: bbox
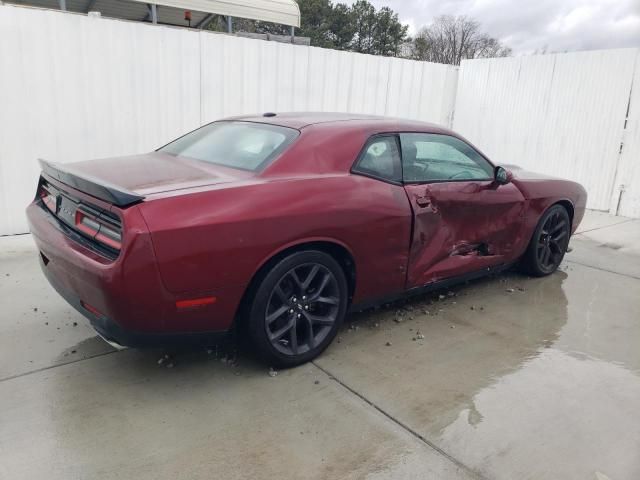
[37,152,251,258]
[44,152,252,200]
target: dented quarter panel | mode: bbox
[507,165,588,237]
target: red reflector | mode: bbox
[176,297,217,309]
[81,300,104,318]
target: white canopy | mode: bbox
[136,0,300,27]
[6,0,300,28]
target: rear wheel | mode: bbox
[522,204,571,276]
[247,251,348,368]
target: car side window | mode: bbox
[400,133,494,183]
[353,136,402,183]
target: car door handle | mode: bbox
[416,195,432,208]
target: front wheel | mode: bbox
[247,251,348,368]
[522,204,571,276]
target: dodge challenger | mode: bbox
[26,113,587,366]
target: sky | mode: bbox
[343,0,640,54]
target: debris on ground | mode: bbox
[268,367,278,377]
[348,324,359,331]
[157,353,171,366]
[517,286,526,292]
[385,341,392,346]
[72,322,78,326]
[220,354,238,367]
[470,305,475,310]
[373,322,380,328]
[71,349,76,354]
[438,294,445,300]
[314,380,320,385]
[450,325,455,329]
[44,322,48,325]
[416,332,425,340]
[506,288,515,293]
[394,317,403,323]
[33,307,38,312]
[447,291,456,297]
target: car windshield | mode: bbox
[159,121,299,171]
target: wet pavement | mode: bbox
[1,211,639,480]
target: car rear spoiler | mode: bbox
[39,159,145,207]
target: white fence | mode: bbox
[1,4,640,236]
[453,49,640,216]
[0,5,458,235]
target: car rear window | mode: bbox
[159,121,299,172]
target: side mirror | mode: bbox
[494,166,512,185]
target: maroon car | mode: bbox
[26,113,587,366]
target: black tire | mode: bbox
[247,250,348,368]
[522,204,571,276]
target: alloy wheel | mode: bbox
[536,210,570,272]
[265,263,340,356]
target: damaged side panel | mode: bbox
[403,180,527,288]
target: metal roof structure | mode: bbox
[4,0,300,29]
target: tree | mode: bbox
[349,1,407,56]
[296,0,335,48]
[350,0,376,53]
[411,15,511,65]
[327,3,355,50]
[371,6,408,57]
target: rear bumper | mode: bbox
[41,258,228,347]
[27,200,237,346]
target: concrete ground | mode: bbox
[0,210,639,480]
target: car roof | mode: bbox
[225,112,451,133]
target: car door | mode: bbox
[350,134,413,300]
[400,133,526,289]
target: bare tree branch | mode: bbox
[411,15,512,65]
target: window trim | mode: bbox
[399,132,495,185]
[350,134,403,186]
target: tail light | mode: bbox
[75,207,123,250]
[39,183,57,213]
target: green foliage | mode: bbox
[327,3,355,50]
[206,0,408,57]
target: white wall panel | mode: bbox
[200,36,458,125]
[0,4,458,235]
[0,5,201,235]
[613,50,640,218]
[453,50,638,211]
